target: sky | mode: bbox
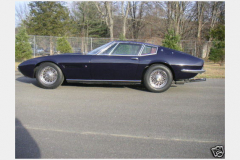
[15,1,30,27]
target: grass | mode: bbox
[195,61,225,78]
[15,60,225,78]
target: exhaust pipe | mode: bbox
[185,78,206,83]
[173,78,206,85]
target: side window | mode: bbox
[111,43,142,56]
[99,43,117,55]
[141,46,158,55]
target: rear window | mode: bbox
[141,46,158,55]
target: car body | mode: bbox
[18,41,205,92]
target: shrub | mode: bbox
[162,30,182,51]
[119,33,126,41]
[56,36,73,53]
[15,26,32,61]
[208,25,225,65]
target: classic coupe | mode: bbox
[18,41,205,92]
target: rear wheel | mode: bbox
[36,62,64,89]
[144,64,173,92]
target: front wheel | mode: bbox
[36,62,64,89]
[144,64,173,92]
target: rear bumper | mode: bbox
[181,69,205,73]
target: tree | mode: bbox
[195,1,206,57]
[70,1,108,38]
[129,1,146,39]
[119,33,127,41]
[95,1,114,41]
[196,2,205,41]
[56,37,73,54]
[162,30,182,51]
[159,2,192,37]
[209,25,225,65]
[69,1,109,53]
[120,1,129,39]
[15,26,32,61]
[25,1,70,55]
[208,2,225,41]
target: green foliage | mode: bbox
[88,21,109,37]
[162,30,182,51]
[209,25,225,65]
[56,37,73,53]
[210,25,225,41]
[25,1,70,36]
[70,1,109,37]
[15,26,32,61]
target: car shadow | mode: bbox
[16,76,177,92]
[15,76,41,88]
[15,118,41,158]
[63,82,177,92]
[62,82,149,91]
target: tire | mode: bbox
[36,62,64,89]
[143,64,173,92]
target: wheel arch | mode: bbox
[34,61,66,79]
[141,62,175,82]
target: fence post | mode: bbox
[91,38,93,51]
[34,35,36,58]
[194,41,197,57]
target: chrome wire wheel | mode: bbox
[149,69,168,89]
[39,66,58,85]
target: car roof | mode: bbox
[113,40,160,47]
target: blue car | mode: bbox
[18,41,205,92]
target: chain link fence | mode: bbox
[180,40,212,58]
[28,35,212,58]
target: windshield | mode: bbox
[87,42,113,55]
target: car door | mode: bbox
[58,55,92,79]
[90,43,143,80]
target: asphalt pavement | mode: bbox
[15,73,225,158]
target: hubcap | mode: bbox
[40,66,58,85]
[149,69,168,89]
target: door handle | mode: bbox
[131,57,138,60]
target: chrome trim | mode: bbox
[181,69,205,73]
[90,42,114,55]
[95,42,159,57]
[66,79,141,83]
[97,42,117,55]
[138,44,145,56]
[109,43,120,55]
[149,69,168,89]
[39,66,58,85]
[131,57,138,60]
